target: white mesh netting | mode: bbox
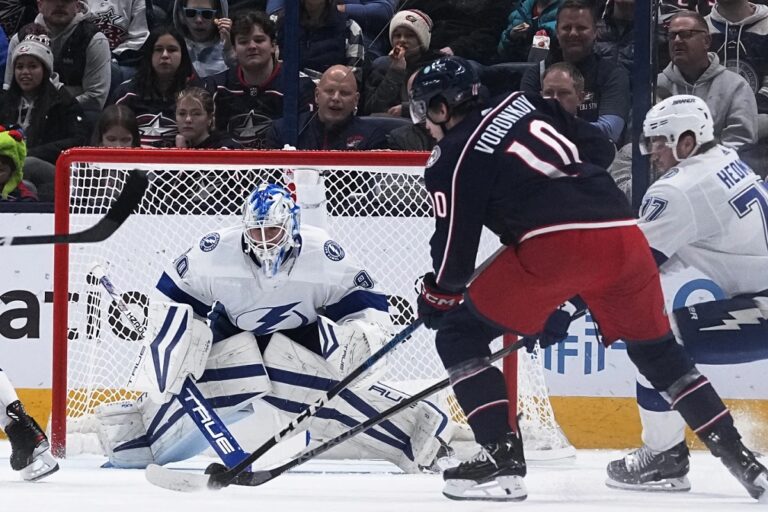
[53,150,573,460]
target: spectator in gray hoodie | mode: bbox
[657,10,757,150]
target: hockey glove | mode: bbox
[417,272,463,330]
[522,296,587,352]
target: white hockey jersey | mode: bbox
[155,224,389,335]
[639,145,768,297]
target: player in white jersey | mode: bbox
[96,183,454,473]
[0,369,58,480]
[606,95,768,494]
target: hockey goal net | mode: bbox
[51,148,574,460]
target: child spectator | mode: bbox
[91,104,141,146]
[174,86,240,148]
[498,0,561,62]
[0,126,37,201]
[204,10,315,148]
[364,9,440,116]
[112,26,200,147]
[0,34,88,201]
[173,0,233,78]
[4,0,112,115]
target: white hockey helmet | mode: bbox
[242,183,301,278]
[640,95,714,161]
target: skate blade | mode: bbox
[21,450,59,482]
[754,472,768,503]
[605,475,690,493]
[443,475,527,502]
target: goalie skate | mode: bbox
[606,442,690,492]
[4,401,59,481]
[442,431,527,502]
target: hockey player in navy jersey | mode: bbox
[0,368,58,481]
[410,57,768,502]
[95,183,454,474]
[606,95,768,493]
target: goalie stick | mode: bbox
[0,171,148,246]
[90,265,250,468]
[145,334,527,492]
[145,319,424,492]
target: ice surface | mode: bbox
[0,442,763,511]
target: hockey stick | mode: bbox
[91,265,250,468]
[146,334,527,491]
[146,319,424,491]
[0,171,148,246]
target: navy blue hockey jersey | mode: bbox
[426,92,634,291]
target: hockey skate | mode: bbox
[4,401,59,481]
[442,431,527,501]
[705,433,768,502]
[606,441,690,492]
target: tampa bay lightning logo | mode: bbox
[324,240,345,261]
[200,232,220,252]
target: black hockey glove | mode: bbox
[417,272,463,330]
[522,296,587,352]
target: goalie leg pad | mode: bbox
[97,331,271,468]
[673,296,768,365]
[262,335,454,473]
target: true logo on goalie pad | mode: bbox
[323,240,345,261]
[199,232,220,252]
[354,270,374,289]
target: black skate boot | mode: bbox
[704,432,768,502]
[605,441,690,492]
[442,431,527,501]
[4,400,59,481]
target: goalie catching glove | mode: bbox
[129,301,213,403]
[418,272,463,330]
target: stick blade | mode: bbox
[145,464,211,492]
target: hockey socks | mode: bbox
[447,358,511,445]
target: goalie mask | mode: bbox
[242,183,301,278]
[640,95,714,162]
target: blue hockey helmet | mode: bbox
[409,56,481,124]
[242,183,301,278]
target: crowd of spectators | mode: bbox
[0,0,765,204]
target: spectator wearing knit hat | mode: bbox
[404,0,513,65]
[0,33,88,202]
[0,126,37,201]
[364,9,440,116]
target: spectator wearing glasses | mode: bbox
[173,0,233,77]
[657,10,757,150]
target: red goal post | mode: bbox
[50,148,572,459]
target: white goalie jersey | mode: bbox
[639,145,768,297]
[155,224,390,334]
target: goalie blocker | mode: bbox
[97,308,454,473]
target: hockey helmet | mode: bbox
[409,56,481,124]
[640,95,714,161]
[242,183,301,278]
